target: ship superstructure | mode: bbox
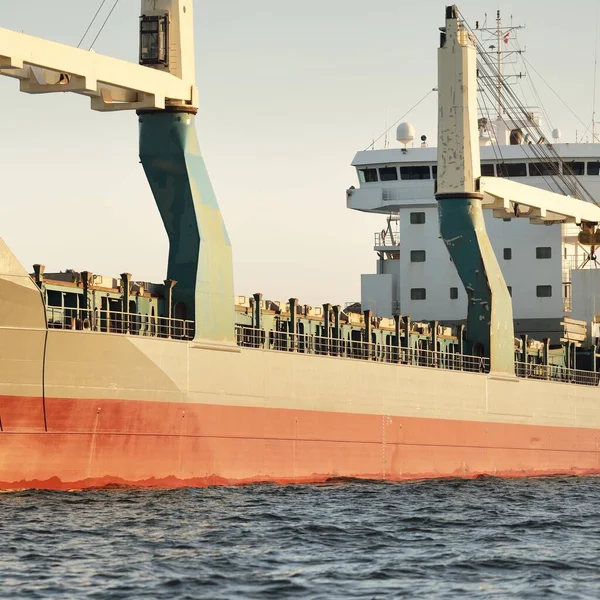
[348,145,600,340]
[2,5,600,490]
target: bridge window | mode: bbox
[564,161,585,176]
[536,247,552,259]
[432,165,437,179]
[358,168,378,183]
[411,288,426,300]
[410,212,426,224]
[450,287,458,299]
[536,285,552,298]
[379,166,398,181]
[481,163,495,176]
[503,248,512,260]
[497,163,527,178]
[530,162,560,176]
[588,162,600,176]
[410,250,426,262]
[507,286,512,297]
[400,166,430,180]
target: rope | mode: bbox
[522,56,591,137]
[77,0,108,49]
[88,0,121,51]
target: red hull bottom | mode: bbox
[1,395,600,490]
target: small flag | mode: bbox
[503,31,510,44]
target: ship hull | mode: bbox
[1,246,599,491]
[2,388,600,490]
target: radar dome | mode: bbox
[396,122,415,147]
[552,128,561,141]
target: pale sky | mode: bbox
[1,0,599,305]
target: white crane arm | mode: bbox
[0,28,196,111]
[0,1,197,112]
[479,176,600,224]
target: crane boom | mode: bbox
[480,176,600,224]
[0,0,197,111]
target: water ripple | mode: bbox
[2,477,600,598]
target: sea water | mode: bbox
[1,477,599,598]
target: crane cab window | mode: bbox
[379,167,398,181]
[400,166,430,180]
[358,168,378,183]
[140,15,168,66]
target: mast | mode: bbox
[475,12,525,125]
[593,6,599,142]
[496,10,502,118]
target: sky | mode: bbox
[1,0,599,306]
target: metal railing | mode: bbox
[515,361,600,386]
[235,326,490,373]
[374,230,400,248]
[46,306,194,340]
[42,312,600,385]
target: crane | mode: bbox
[0,1,234,344]
[436,5,600,375]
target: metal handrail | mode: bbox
[42,311,600,385]
[374,231,400,248]
[515,361,600,387]
[46,306,194,340]
[234,325,490,373]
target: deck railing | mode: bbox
[46,306,194,340]
[235,327,600,385]
[234,325,490,373]
[515,361,599,387]
[41,312,600,385]
[374,230,400,248]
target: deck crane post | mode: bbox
[0,0,235,344]
[436,6,600,375]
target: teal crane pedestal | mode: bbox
[139,110,234,343]
[437,196,515,374]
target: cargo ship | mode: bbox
[2,3,600,490]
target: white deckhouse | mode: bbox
[347,129,600,342]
